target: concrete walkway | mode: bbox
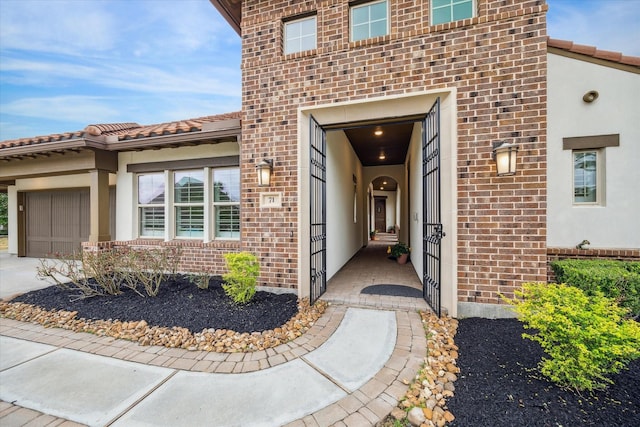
[0,245,430,426]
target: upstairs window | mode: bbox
[432,0,474,25]
[284,15,317,55]
[351,0,388,42]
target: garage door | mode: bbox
[26,190,90,258]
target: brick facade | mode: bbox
[240,0,548,305]
[83,240,241,275]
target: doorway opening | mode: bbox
[299,91,457,316]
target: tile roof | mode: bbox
[547,37,640,68]
[0,112,241,150]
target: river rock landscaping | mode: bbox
[0,275,327,352]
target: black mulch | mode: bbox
[448,318,640,427]
[12,275,298,334]
[361,284,423,298]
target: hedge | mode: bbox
[550,259,640,318]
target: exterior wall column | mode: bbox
[89,169,110,242]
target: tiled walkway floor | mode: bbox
[322,239,428,312]
[1,241,430,426]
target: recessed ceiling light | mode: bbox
[374,130,383,136]
[379,154,386,160]
[383,181,387,185]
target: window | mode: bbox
[432,0,474,25]
[174,170,204,238]
[351,0,388,42]
[138,173,165,237]
[573,150,600,204]
[213,168,240,238]
[284,15,316,55]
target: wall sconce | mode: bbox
[256,159,273,187]
[582,90,599,103]
[492,141,518,176]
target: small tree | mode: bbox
[0,193,8,235]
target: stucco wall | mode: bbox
[547,53,640,249]
[326,130,364,280]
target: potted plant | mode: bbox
[370,230,377,240]
[389,242,410,264]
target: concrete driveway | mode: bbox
[0,252,55,300]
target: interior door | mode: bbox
[374,197,386,232]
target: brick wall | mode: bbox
[547,247,640,283]
[240,0,548,303]
[83,240,241,276]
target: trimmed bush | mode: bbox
[222,252,259,304]
[550,259,640,317]
[505,283,640,391]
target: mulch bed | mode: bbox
[11,275,298,334]
[447,318,640,427]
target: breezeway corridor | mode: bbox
[321,236,428,312]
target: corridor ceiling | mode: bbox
[344,122,414,166]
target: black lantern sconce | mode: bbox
[492,141,518,176]
[256,159,273,187]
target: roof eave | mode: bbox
[209,0,241,35]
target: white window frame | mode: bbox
[212,167,241,239]
[350,0,389,42]
[173,169,205,239]
[135,166,240,241]
[284,15,317,55]
[431,0,475,25]
[572,149,604,206]
[137,172,166,238]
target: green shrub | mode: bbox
[505,282,640,391]
[222,252,259,304]
[550,259,640,317]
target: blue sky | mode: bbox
[1,0,639,141]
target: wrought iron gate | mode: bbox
[310,115,327,304]
[422,98,445,316]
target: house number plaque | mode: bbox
[260,192,282,208]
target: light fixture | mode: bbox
[582,90,599,103]
[383,180,387,185]
[374,129,383,136]
[379,153,386,160]
[492,141,518,176]
[256,158,273,187]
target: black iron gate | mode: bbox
[310,115,327,304]
[422,98,445,316]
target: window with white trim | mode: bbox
[284,15,317,55]
[573,150,602,205]
[432,0,474,25]
[135,165,240,240]
[350,0,388,42]
[213,167,240,238]
[138,173,165,238]
[174,170,204,238]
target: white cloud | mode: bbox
[1,96,121,123]
[0,0,117,55]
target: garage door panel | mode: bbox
[51,192,79,239]
[26,190,89,258]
